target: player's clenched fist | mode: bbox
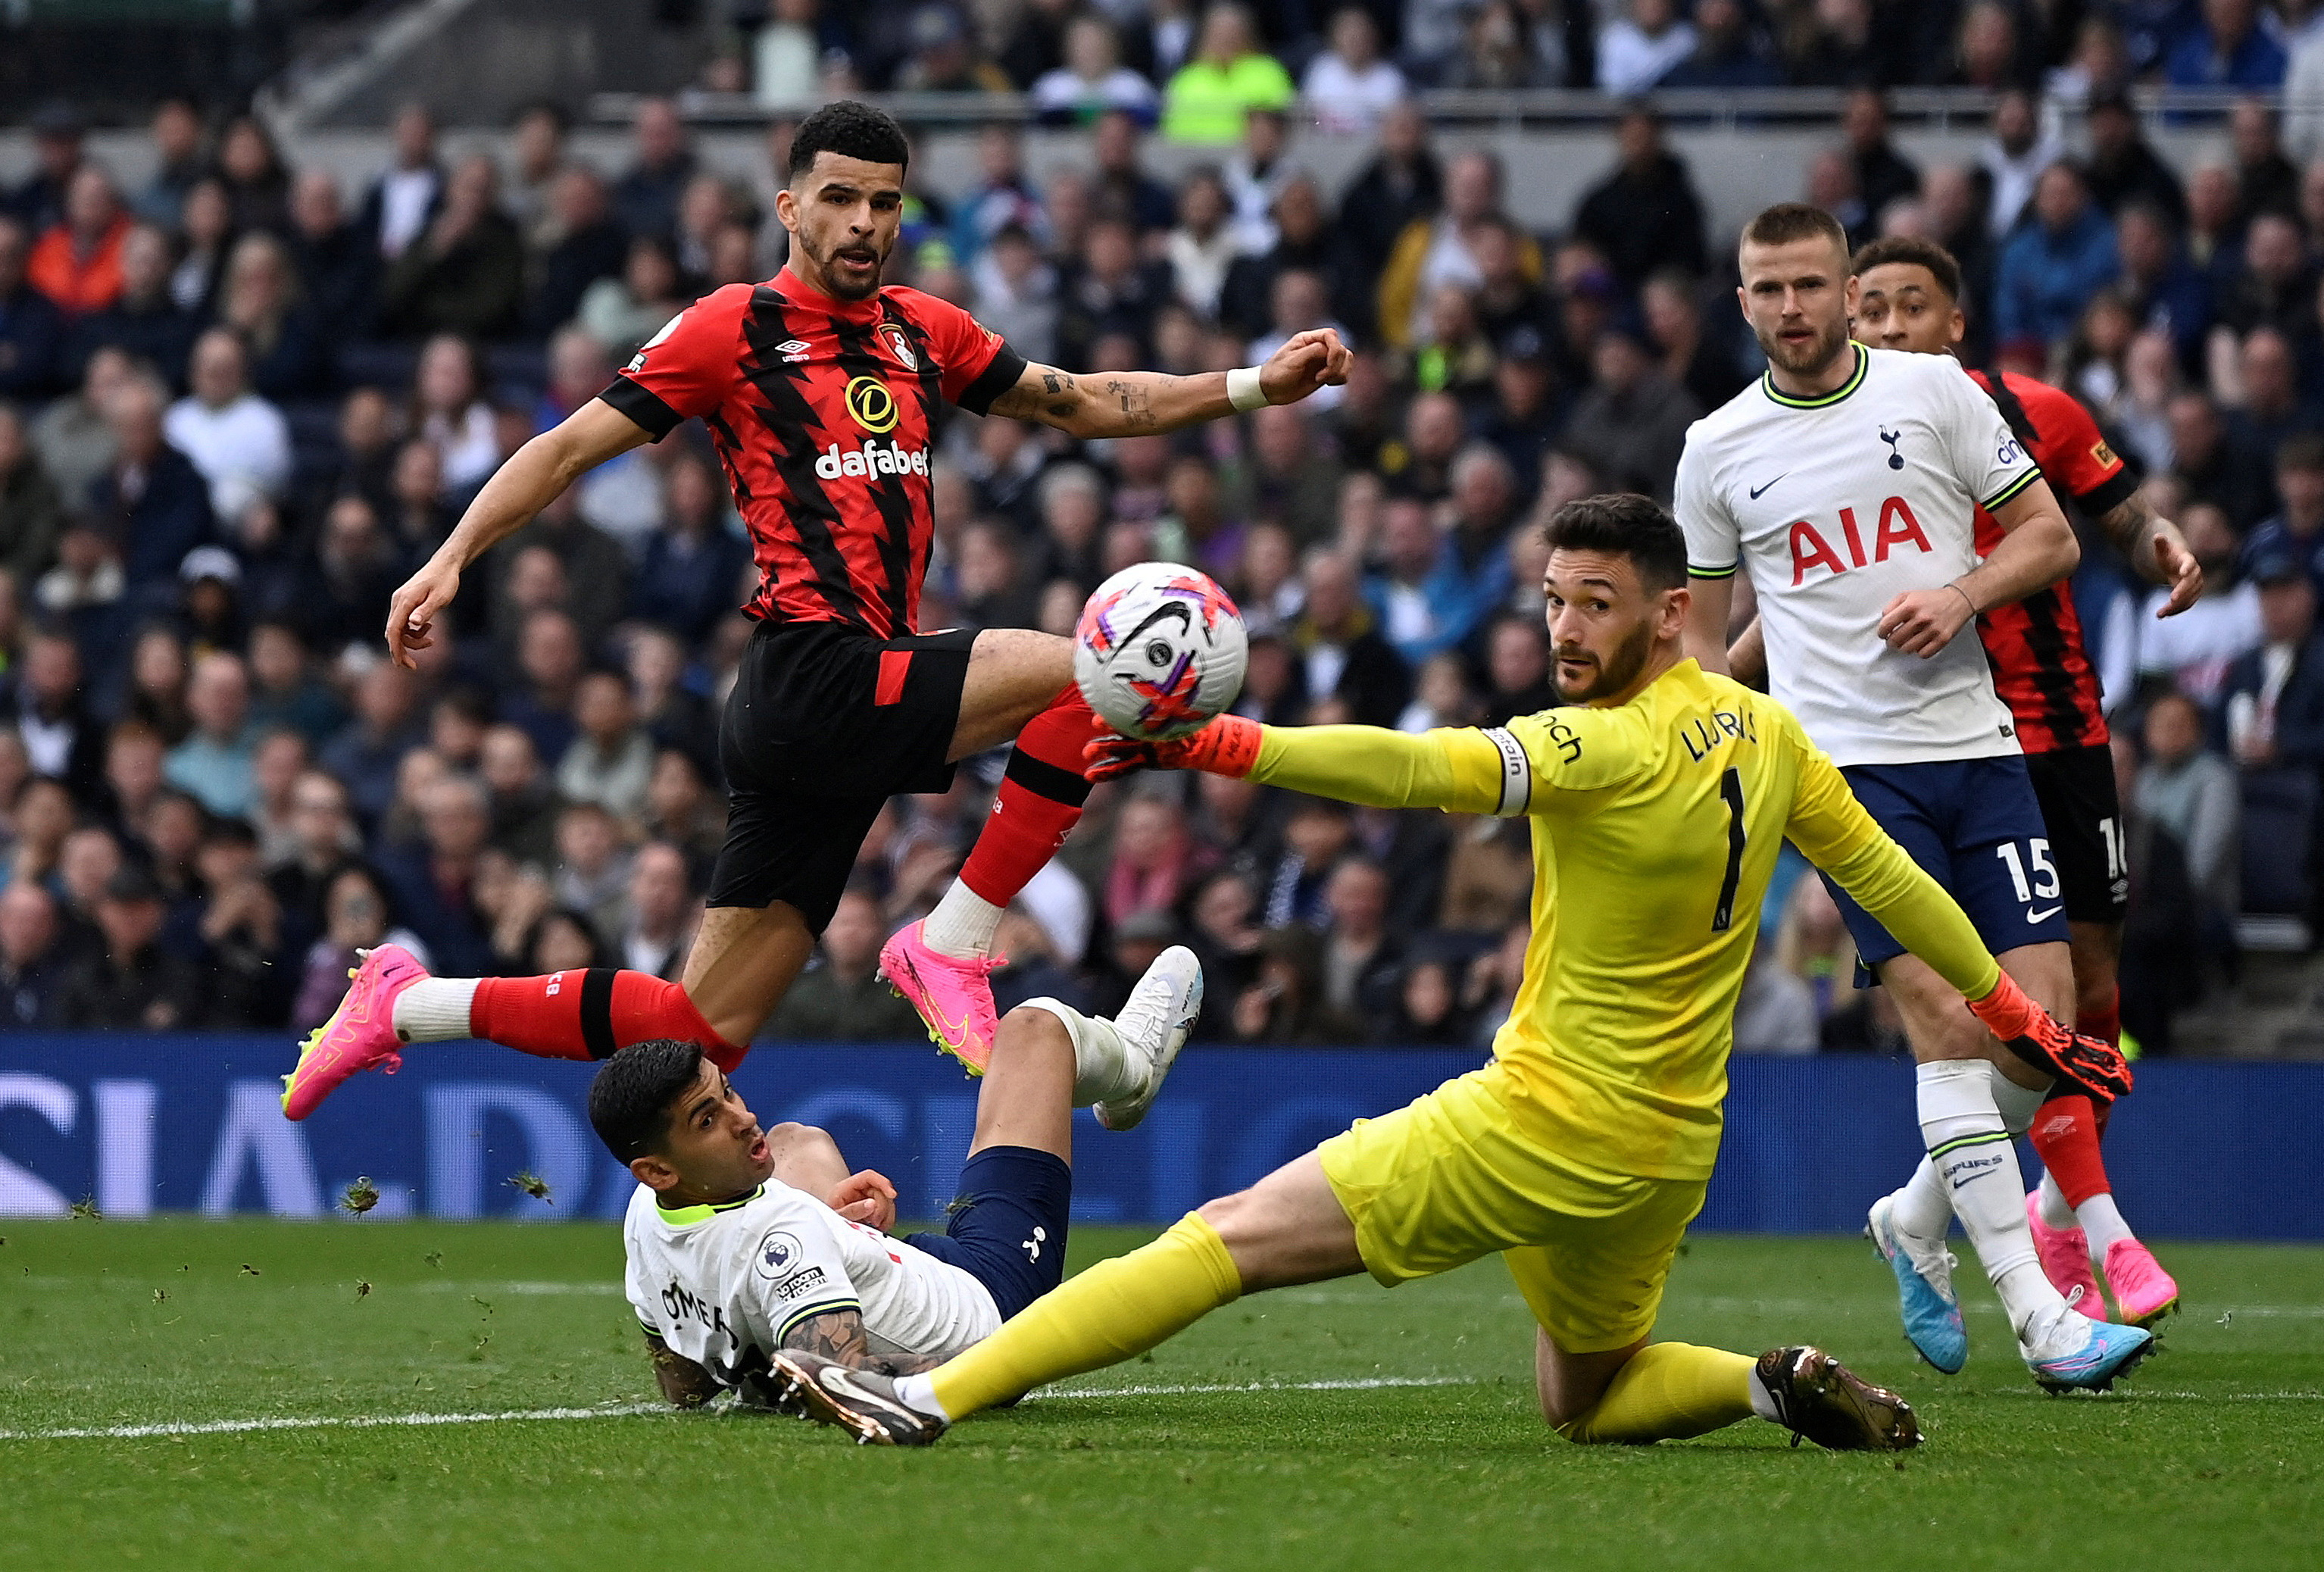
[1876,583,1978,658]
[1260,327,1353,406]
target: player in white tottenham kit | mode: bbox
[595,950,1203,1404]
[1676,203,2151,1390]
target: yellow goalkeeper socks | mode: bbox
[918,1211,1242,1421]
[1554,1343,1756,1445]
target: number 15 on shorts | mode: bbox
[1994,838,2062,924]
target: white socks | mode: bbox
[2035,1165,2135,1253]
[390,977,480,1042]
[922,883,1003,961]
[1890,1157,1953,1242]
[1017,997,1141,1107]
[1745,1364,1783,1424]
[1916,1060,2065,1342]
[893,1372,948,1420]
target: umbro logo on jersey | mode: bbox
[776,339,812,361]
[1748,473,1787,499]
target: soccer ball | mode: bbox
[1073,563,1248,741]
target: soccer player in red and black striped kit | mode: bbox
[1846,236,2201,1325]
[283,102,1349,1119]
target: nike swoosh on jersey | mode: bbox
[2027,905,2063,923]
[1748,473,1788,499]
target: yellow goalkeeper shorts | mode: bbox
[1317,1065,1707,1354]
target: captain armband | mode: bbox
[1478,727,1533,817]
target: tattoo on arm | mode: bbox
[1100,377,1157,429]
[781,1308,939,1376]
[2099,491,2155,560]
[989,367,1084,423]
[643,1332,720,1409]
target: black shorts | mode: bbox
[901,1145,1072,1320]
[2023,742,2130,925]
[705,618,976,931]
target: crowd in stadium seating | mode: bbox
[0,3,2318,1049]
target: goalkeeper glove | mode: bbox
[1082,714,1264,783]
[1966,970,2133,1102]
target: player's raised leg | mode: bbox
[883,628,1096,1072]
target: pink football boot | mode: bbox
[2026,1192,2110,1321]
[878,919,1003,1074]
[280,945,431,1120]
[2103,1238,2182,1328]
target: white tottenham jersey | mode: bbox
[1675,342,2040,767]
[623,1182,1002,1391]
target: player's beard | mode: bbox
[1552,617,1656,704]
[1755,312,1850,380]
[807,228,888,300]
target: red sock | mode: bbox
[957,683,1095,908]
[2029,1092,2112,1209]
[2076,988,2122,1047]
[471,969,747,1070]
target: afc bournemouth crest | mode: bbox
[880,324,917,371]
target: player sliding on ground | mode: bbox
[768,495,2141,1451]
[279,100,1347,1117]
[1678,204,2155,1386]
[595,949,1201,1405]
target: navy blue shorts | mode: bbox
[1819,755,2071,987]
[901,1145,1071,1320]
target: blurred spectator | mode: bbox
[410,333,502,495]
[1482,613,1554,723]
[1230,924,1345,1042]
[288,170,380,341]
[526,166,629,339]
[626,625,718,764]
[642,744,725,877]
[2085,89,2188,228]
[28,167,128,319]
[1302,7,1405,133]
[1561,326,1700,504]
[551,799,631,941]
[1661,0,1782,88]
[1335,99,1440,289]
[6,775,75,892]
[319,659,422,828]
[2168,392,2268,529]
[215,114,291,236]
[618,839,695,979]
[614,98,700,245]
[895,5,1016,94]
[2244,435,2324,600]
[2163,0,2285,90]
[971,223,1059,364]
[523,905,614,974]
[1572,108,1706,292]
[32,346,127,505]
[0,879,63,1027]
[186,816,290,1025]
[163,651,257,818]
[1979,90,2061,239]
[90,376,215,596]
[579,234,688,361]
[381,154,524,341]
[247,620,348,747]
[1735,940,1820,1054]
[170,177,233,319]
[133,97,205,229]
[214,233,329,401]
[2137,502,2263,708]
[1644,270,1748,414]
[245,725,308,864]
[1994,164,2119,349]
[292,863,430,1030]
[2222,554,2324,770]
[770,886,927,1039]
[56,863,206,1030]
[557,668,654,825]
[2233,327,2315,461]
[502,607,587,764]
[8,103,85,234]
[297,494,405,654]
[381,771,496,977]
[363,104,445,264]
[634,453,750,641]
[479,721,561,867]
[1947,0,2032,91]
[1089,110,1177,236]
[165,329,292,524]
[2113,205,2210,373]
[1598,0,1696,92]
[1034,14,1160,125]
[1105,792,1204,929]
[8,624,102,797]
[123,625,191,745]
[2139,690,2243,921]
[0,216,67,398]
[1843,90,1920,226]
[1162,2,1294,145]
[2216,211,2311,337]
[0,403,62,585]
[506,102,568,239]
[1164,167,1240,320]
[1057,213,1169,372]
[1240,403,1340,548]
[1291,549,1407,727]
[1773,872,1857,1032]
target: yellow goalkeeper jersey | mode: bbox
[1243,658,1999,1182]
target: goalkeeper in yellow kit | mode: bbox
[769,493,2132,1451]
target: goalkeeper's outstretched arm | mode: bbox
[1085,714,1521,816]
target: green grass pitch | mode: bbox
[2,1218,2319,1570]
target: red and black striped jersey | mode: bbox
[601,267,1024,639]
[1966,369,2138,755]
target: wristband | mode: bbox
[1226,366,1267,413]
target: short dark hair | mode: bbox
[1741,202,1848,255]
[787,101,910,183]
[1850,235,1963,304]
[1541,492,1689,593]
[2279,432,2324,475]
[589,1039,704,1163]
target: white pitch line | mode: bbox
[0,1377,1482,1443]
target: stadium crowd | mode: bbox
[0,1,2319,1050]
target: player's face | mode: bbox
[642,1059,777,1201]
[1542,548,1682,705]
[1737,236,1857,378]
[780,151,905,301]
[1851,264,1965,355]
